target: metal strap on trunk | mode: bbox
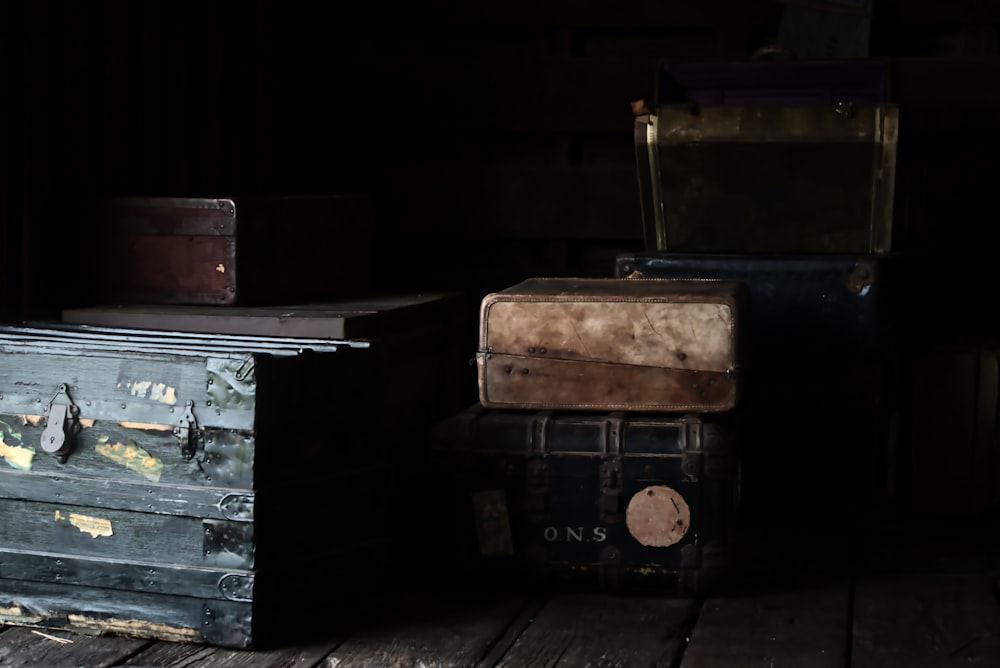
[680,415,731,480]
[599,412,627,591]
[599,412,626,523]
[525,411,552,518]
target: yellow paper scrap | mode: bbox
[95,435,164,482]
[0,433,34,471]
[54,509,113,538]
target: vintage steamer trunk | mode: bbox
[614,253,909,529]
[477,277,745,413]
[91,195,376,306]
[0,296,464,649]
[431,404,739,595]
[635,59,897,254]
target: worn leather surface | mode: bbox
[479,354,735,412]
[477,278,741,412]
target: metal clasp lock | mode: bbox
[40,384,80,463]
[173,401,201,460]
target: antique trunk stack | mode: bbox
[0,196,466,648]
[432,57,906,596]
[432,276,747,595]
[619,59,905,531]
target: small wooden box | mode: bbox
[92,195,376,306]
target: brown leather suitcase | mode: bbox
[476,277,745,413]
[91,195,376,306]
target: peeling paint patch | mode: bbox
[0,419,24,440]
[19,414,43,427]
[0,433,34,471]
[121,380,177,405]
[119,421,172,431]
[54,509,114,538]
[95,435,163,482]
[13,415,91,429]
[66,614,201,642]
[0,603,44,624]
[215,263,226,273]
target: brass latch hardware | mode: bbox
[40,384,80,462]
[173,401,201,460]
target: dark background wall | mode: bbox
[3,0,1000,524]
[3,0,999,325]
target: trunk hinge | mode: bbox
[599,412,626,523]
[41,384,80,463]
[218,573,254,602]
[525,411,552,518]
[218,493,255,522]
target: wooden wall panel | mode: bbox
[6,0,1000,319]
[0,1,17,319]
[376,165,641,239]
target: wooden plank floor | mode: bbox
[2,522,999,667]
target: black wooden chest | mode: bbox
[431,404,739,595]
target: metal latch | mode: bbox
[40,384,80,462]
[680,416,730,480]
[173,401,201,460]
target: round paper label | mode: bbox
[625,485,690,547]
